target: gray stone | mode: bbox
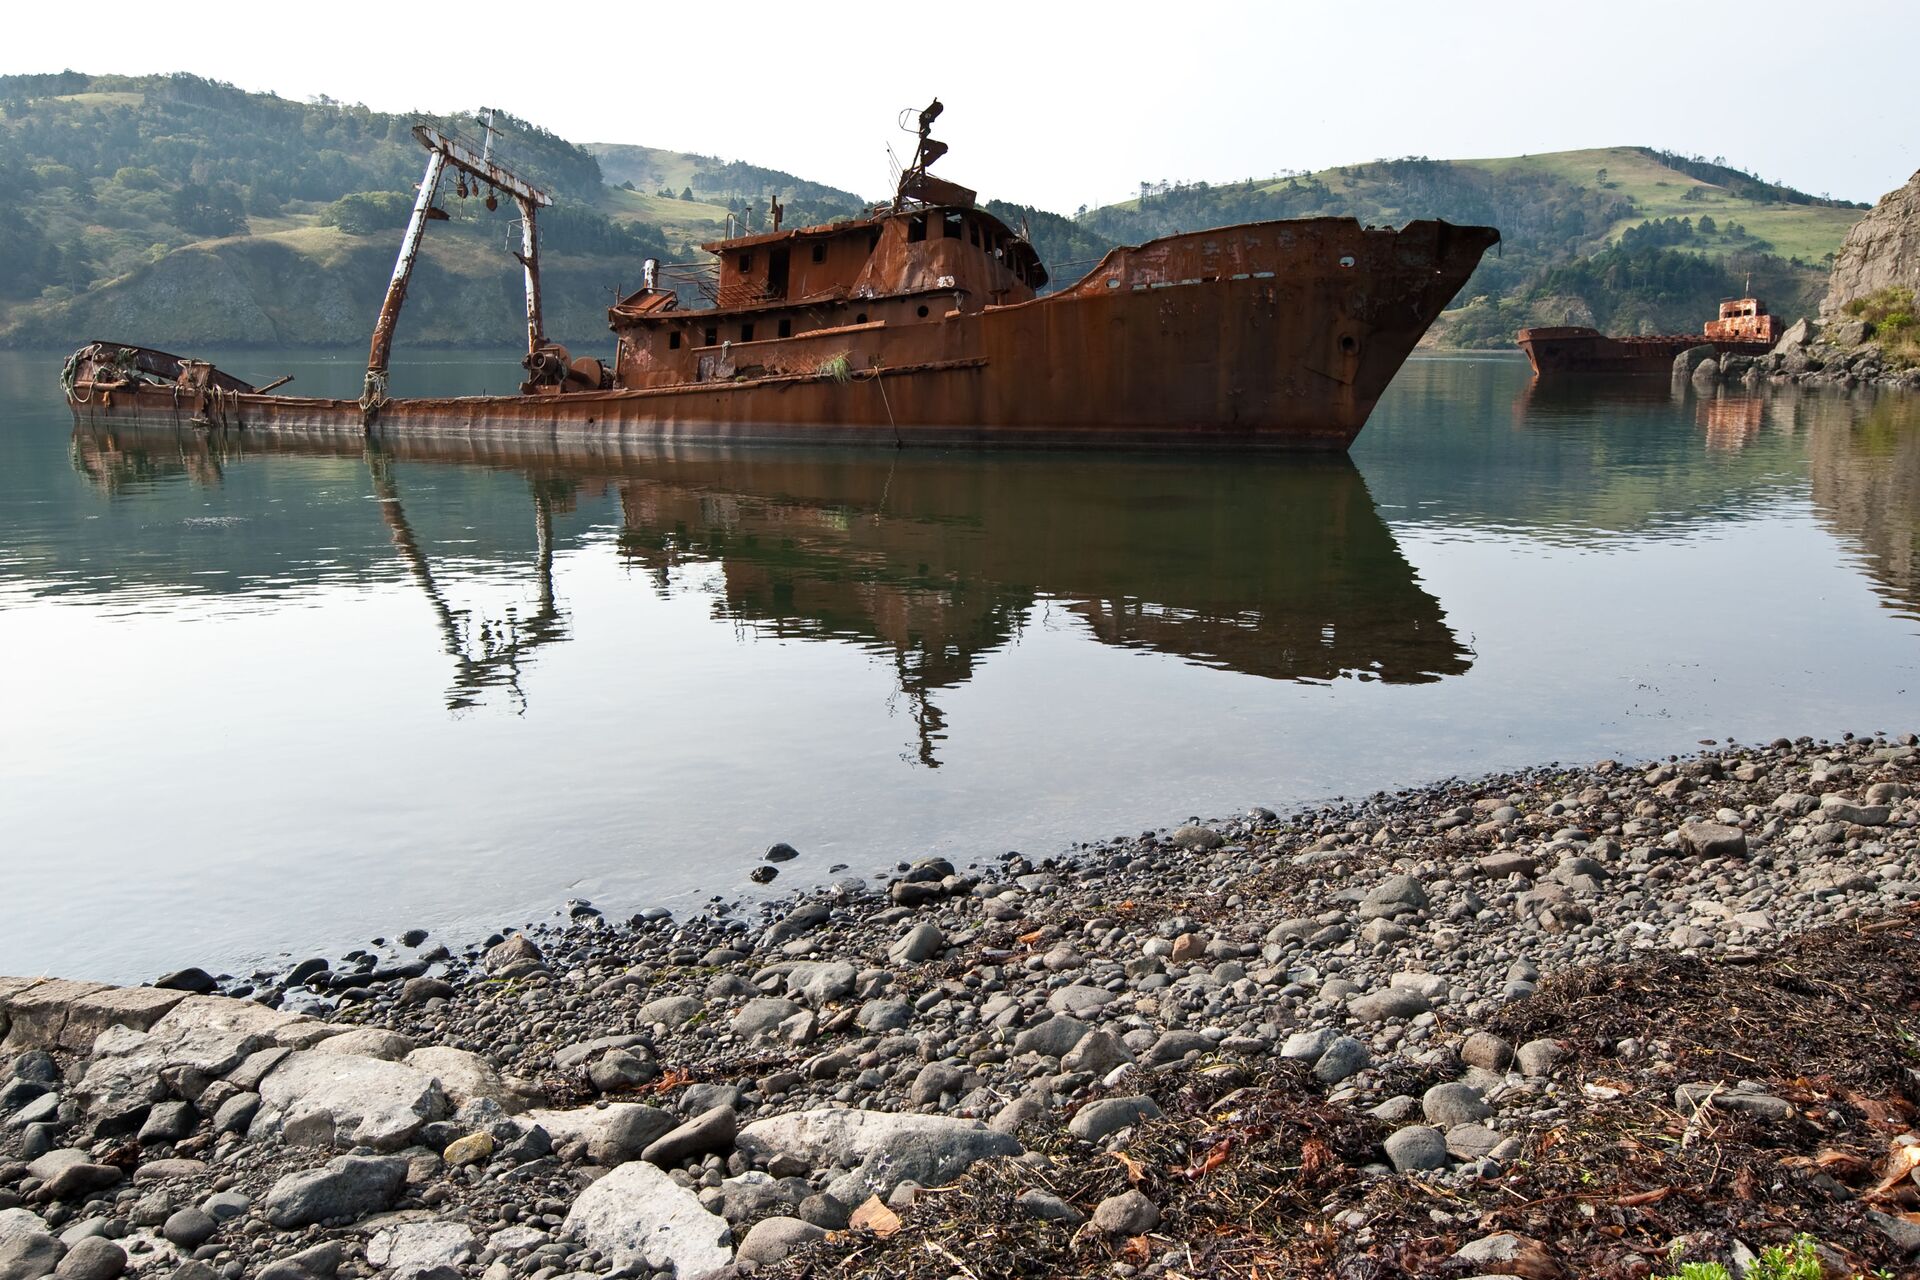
[254,1241,344,1280]
[1383,1125,1448,1172]
[0,1211,64,1280]
[256,1051,448,1151]
[1515,1039,1566,1077]
[736,1216,826,1268]
[482,934,542,975]
[1012,1016,1091,1059]
[1444,1123,1502,1160]
[1820,795,1889,826]
[560,1160,733,1278]
[1673,1082,1793,1122]
[1278,1029,1336,1063]
[1061,1029,1133,1077]
[53,1236,123,1280]
[137,1101,196,1144]
[588,1050,655,1094]
[784,962,857,1007]
[263,1154,407,1228]
[1015,1189,1083,1225]
[1360,875,1428,920]
[909,1063,965,1106]
[1169,825,1223,851]
[1348,989,1430,1023]
[738,1109,1019,1204]
[1312,1036,1369,1084]
[1458,1033,1512,1072]
[1677,821,1747,859]
[642,1106,739,1167]
[1140,1030,1211,1068]
[854,999,911,1033]
[1068,1096,1162,1143]
[160,1207,216,1250]
[213,1091,260,1135]
[1090,1190,1159,1235]
[1422,1082,1491,1127]
[310,1028,417,1061]
[887,924,945,965]
[365,1222,476,1280]
[733,999,804,1039]
[199,1192,248,1223]
[637,996,703,1030]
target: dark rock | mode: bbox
[764,843,800,863]
[161,1207,217,1250]
[153,969,217,995]
[642,1106,738,1167]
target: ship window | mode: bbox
[855,312,868,324]
[908,215,927,243]
[943,212,963,239]
[917,305,929,318]
[669,331,681,350]
[811,243,826,263]
[1338,254,1356,267]
[777,318,792,338]
[869,229,881,250]
[741,323,755,342]
[969,221,980,246]
[704,326,717,346]
[739,252,753,272]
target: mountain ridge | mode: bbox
[0,72,1878,351]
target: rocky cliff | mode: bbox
[1822,169,1920,316]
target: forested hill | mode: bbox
[0,73,864,349]
[1078,147,1869,344]
[0,71,1878,349]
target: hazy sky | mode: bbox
[7,1,1916,212]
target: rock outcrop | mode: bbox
[1823,169,1920,317]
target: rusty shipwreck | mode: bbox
[1516,295,1785,379]
[63,103,1499,450]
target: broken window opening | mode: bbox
[942,212,963,239]
[741,323,755,342]
[669,331,681,350]
[907,216,927,243]
[777,318,792,338]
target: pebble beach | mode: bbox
[6,731,1920,1279]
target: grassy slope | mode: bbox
[1454,146,1858,263]
[1094,145,1858,265]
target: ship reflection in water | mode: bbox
[70,428,1472,764]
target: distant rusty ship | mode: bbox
[1516,296,1783,378]
[64,102,1497,451]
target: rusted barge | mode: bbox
[1516,295,1784,378]
[63,103,1498,451]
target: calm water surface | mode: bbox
[4,349,1919,981]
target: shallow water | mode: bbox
[3,349,1918,982]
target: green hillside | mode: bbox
[1077,145,1868,345]
[0,73,860,350]
[0,71,1877,352]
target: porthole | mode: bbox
[1338,254,1356,268]
[916,305,929,318]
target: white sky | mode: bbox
[6,0,1916,212]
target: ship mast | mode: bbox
[363,115,552,415]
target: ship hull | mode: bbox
[66,218,1497,452]
[1516,326,1774,378]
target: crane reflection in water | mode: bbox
[69,427,1477,763]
